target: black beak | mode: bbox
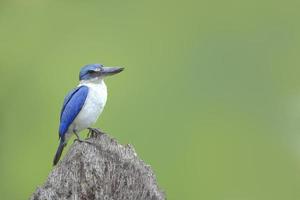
[101,67,124,76]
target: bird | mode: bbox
[53,63,124,165]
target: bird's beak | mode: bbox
[101,67,124,76]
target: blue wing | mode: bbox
[59,86,89,138]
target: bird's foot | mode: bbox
[87,128,104,138]
[74,138,92,145]
[74,131,92,144]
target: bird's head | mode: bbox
[79,64,124,81]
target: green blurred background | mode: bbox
[1,0,300,199]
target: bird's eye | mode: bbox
[87,70,100,77]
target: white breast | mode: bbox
[71,80,107,132]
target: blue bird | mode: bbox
[53,64,124,165]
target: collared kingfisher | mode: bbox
[53,64,124,165]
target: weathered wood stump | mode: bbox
[30,132,165,200]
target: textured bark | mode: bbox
[30,132,165,200]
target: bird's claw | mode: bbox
[74,138,92,145]
[87,128,104,138]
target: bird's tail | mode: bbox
[53,139,66,166]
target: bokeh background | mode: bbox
[1,0,300,199]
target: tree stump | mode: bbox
[30,132,165,200]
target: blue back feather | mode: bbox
[59,86,89,138]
